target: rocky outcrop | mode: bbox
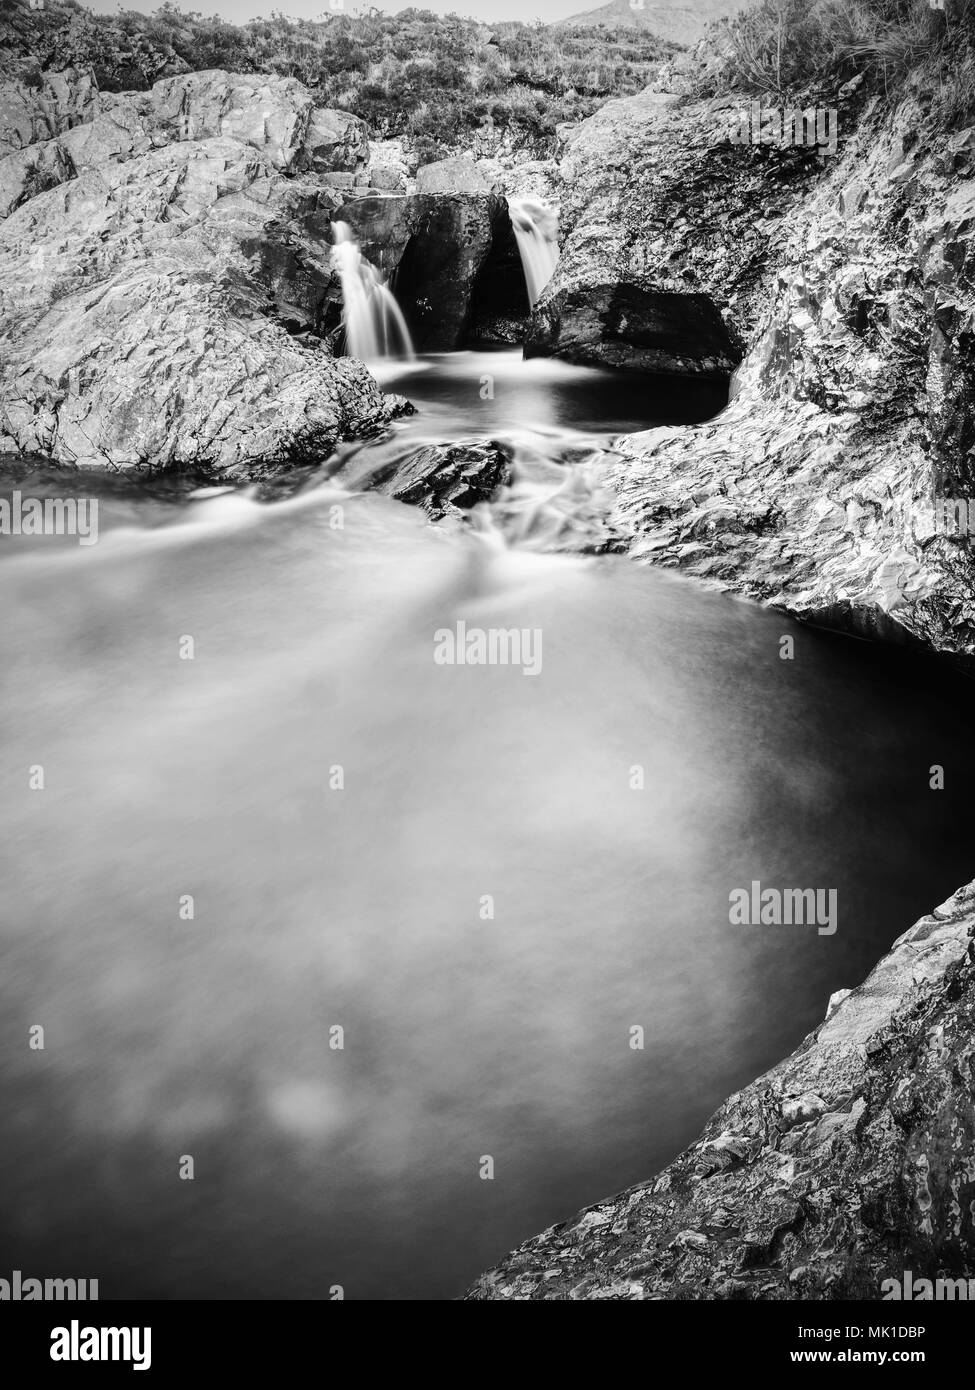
[528,88,821,371]
[346,440,512,519]
[528,80,975,661]
[525,281,739,374]
[335,192,516,350]
[0,66,98,157]
[467,882,975,1300]
[0,69,402,474]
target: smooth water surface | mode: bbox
[1,356,973,1301]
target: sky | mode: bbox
[84,0,587,23]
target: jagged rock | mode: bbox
[349,440,511,519]
[0,66,98,158]
[300,106,369,175]
[827,988,852,1019]
[525,281,740,374]
[0,69,401,474]
[524,79,975,660]
[466,883,975,1300]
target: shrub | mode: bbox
[0,0,675,156]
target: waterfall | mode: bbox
[508,198,559,308]
[331,221,415,362]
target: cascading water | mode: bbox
[508,197,559,307]
[331,220,415,362]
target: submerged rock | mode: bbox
[0,68,397,474]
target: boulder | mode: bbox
[300,106,369,175]
[525,282,740,375]
[0,71,402,475]
[415,154,496,194]
[376,441,511,518]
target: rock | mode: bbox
[300,106,369,175]
[466,60,975,1302]
[0,67,98,158]
[415,154,496,194]
[827,988,852,1019]
[466,882,975,1300]
[0,136,75,219]
[525,282,740,375]
[0,70,400,474]
[335,193,513,351]
[346,440,511,519]
[521,78,975,660]
[369,166,408,193]
[780,1093,826,1128]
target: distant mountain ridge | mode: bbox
[560,0,751,47]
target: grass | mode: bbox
[702,0,975,100]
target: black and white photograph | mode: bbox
[1,0,974,1358]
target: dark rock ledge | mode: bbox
[466,882,975,1300]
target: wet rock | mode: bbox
[335,193,509,350]
[525,282,740,375]
[374,441,511,519]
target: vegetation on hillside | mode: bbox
[0,0,674,159]
[701,0,975,118]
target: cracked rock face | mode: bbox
[466,883,975,1300]
[529,80,975,660]
[0,68,394,475]
[341,440,512,519]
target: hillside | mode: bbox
[0,0,675,161]
[560,0,752,46]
